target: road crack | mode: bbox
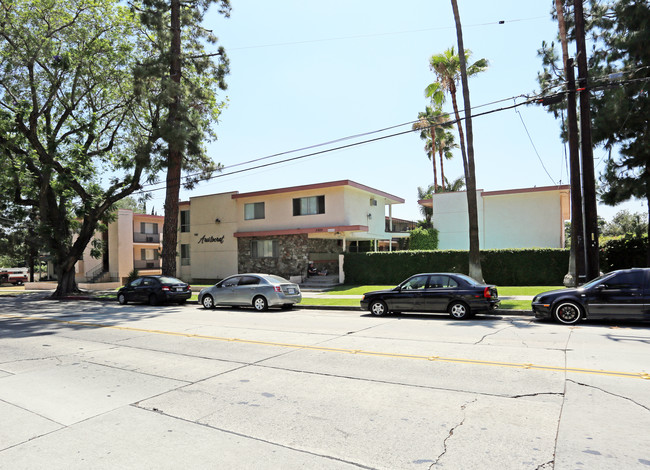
[567,379,650,413]
[429,398,477,468]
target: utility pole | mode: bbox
[555,0,585,286]
[574,0,600,280]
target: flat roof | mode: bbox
[231,180,405,204]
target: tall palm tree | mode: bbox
[427,45,487,281]
[435,128,458,191]
[417,184,435,227]
[437,175,465,193]
[413,105,447,191]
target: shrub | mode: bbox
[599,236,648,271]
[408,227,439,250]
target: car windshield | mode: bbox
[158,276,183,284]
[581,272,613,289]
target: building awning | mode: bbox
[234,225,368,238]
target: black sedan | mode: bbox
[360,273,500,319]
[532,268,650,325]
[117,275,191,306]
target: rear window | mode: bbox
[158,276,183,284]
[264,275,290,284]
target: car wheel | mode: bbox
[448,301,470,320]
[202,295,214,309]
[117,293,127,305]
[149,294,158,306]
[369,300,388,316]
[553,301,582,325]
[253,296,268,311]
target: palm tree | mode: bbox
[427,45,487,281]
[417,184,435,227]
[435,128,457,190]
[413,105,447,191]
[437,175,465,193]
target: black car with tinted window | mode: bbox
[532,268,650,325]
[360,273,500,319]
[117,275,191,306]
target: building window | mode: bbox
[244,202,265,220]
[293,195,325,216]
[180,210,190,233]
[180,244,190,266]
[141,248,159,260]
[251,240,278,258]
[140,222,158,234]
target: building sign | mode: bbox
[198,234,225,244]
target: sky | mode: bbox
[144,0,644,223]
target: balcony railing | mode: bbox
[133,232,160,243]
[134,259,161,269]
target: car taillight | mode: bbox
[274,286,282,293]
[187,285,191,291]
[162,286,170,291]
[483,287,492,299]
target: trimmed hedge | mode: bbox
[599,236,648,271]
[343,249,570,286]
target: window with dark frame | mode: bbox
[180,244,190,266]
[293,195,325,216]
[251,240,278,258]
[180,210,190,233]
[244,202,265,220]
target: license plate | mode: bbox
[287,288,295,294]
[176,287,183,292]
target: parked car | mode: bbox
[117,275,191,306]
[198,274,301,311]
[360,273,500,319]
[532,268,650,325]
[0,268,28,286]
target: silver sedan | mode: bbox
[198,273,302,311]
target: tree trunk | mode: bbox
[161,0,182,277]
[430,131,438,191]
[53,266,79,298]
[438,147,446,191]
[451,0,483,283]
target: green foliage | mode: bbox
[409,227,439,250]
[0,0,161,295]
[599,236,648,271]
[601,210,648,238]
[125,268,140,285]
[344,249,569,286]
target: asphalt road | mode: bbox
[1,297,649,469]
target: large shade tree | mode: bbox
[135,0,231,277]
[0,0,160,296]
[538,0,650,265]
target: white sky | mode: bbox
[143,0,644,222]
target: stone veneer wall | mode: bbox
[237,234,342,280]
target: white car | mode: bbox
[198,273,302,311]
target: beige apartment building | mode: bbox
[177,180,407,283]
[73,209,164,284]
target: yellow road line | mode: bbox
[2,313,649,380]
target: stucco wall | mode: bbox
[178,192,239,282]
[483,191,564,248]
[432,191,484,250]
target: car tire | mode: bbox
[149,294,158,306]
[202,295,214,309]
[253,296,268,311]
[553,301,582,325]
[117,293,127,305]
[369,300,388,316]
[448,301,471,320]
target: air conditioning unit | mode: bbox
[370,199,378,206]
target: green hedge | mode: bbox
[600,236,648,271]
[343,249,570,286]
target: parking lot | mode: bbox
[1,296,649,469]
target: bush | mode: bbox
[408,227,439,250]
[343,249,569,286]
[599,236,648,271]
[125,268,139,285]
